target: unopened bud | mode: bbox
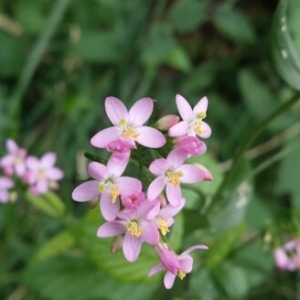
[194,163,213,181]
[49,181,60,191]
[111,235,123,254]
[154,115,179,130]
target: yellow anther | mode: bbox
[121,125,140,140]
[126,221,143,237]
[98,182,106,192]
[166,170,183,186]
[193,120,205,135]
[119,119,127,127]
[197,111,206,119]
[109,185,120,203]
[157,218,169,236]
[177,270,186,280]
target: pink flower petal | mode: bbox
[148,263,165,277]
[141,221,159,245]
[147,176,166,201]
[179,256,193,273]
[15,164,26,177]
[88,162,108,181]
[100,192,120,221]
[0,177,14,188]
[37,179,48,194]
[47,168,64,180]
[167,149,188,169]
[192,96,208,117]
[26,156,40,170]
[180,245,209,256]
[91,127,121,148]
[128,97,153,127]
[40,152,56,168]
[123,233,142,262]
[6,139,18,153]
[72,180,100,202]
[160,198,185,218]
[0,190,9,203]
[97,220,126,237]
[149,158,168,176]
[166,184,182,207]
[198,121,211,138]
[168,121,189,137]
[164,271,176,289]
[107,157,127,177]
[176,94,193,121]
[0,155,13,167]
[105,97,128,125]
[116,177,142,196]
[135,126,166,148]
[179,165,205,183]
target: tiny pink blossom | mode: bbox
[97,199,159,262]
[72,160,142,221]
[174,136,207,156]
[23,152,64,195]
[0,139,27,176]
[0,176,15,203]
[121,191,145,210]
[91,97,166,149]
[147,149,205,206]
[148,243,208,289]
[155,115,180,130]
[169,94,211,138]
[274,239,300,271]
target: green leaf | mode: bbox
[169,0,209,33]
[25,190,65,218]
[31,230,76,265]
[74,31,123,63]
[165,45,192,72]
[213,8,256,44]
[206,223,246,268]
[272,0,300,90]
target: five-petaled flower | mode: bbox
[169,94,211,138]
[149,243,208,289]
[91,97,166,149]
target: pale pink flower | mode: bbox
[0,176,14,203]
[274,239,300,271]
[155,115,179,130]
[72,160,142,221]
[0,139,27,176]
[23,152,64,195]
[149,243,208,289]
[97,199,159,262]
[91,97,166,149]
[174,136,207,156]
[169,94,211,138]
[147,149,205,206]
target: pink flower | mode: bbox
[149,243,208,289]
[0,176,15,203]
[23,152,64,195]
[0,139,27,176]
[72,160,142,221]
[274,239,300,271]
[174,136,207,156]
[147,149,205,206]
[106,139,131,166]
[97,199,159,262]
[91,97,166,149]
[169,94,211,138]
[121,191,145,210]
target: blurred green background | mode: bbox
[1,0,300,299]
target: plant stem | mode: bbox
[207,91,300,214]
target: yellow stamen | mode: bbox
[166,170,183,186]
[178,270,186,280]
[197,111,206,119]
[121,125,140,140]
[38,170,47,180]
[98,182,106,193]
[109,185,120,203]
[157,217,169,236]
[193,120,205,135]
[126,221,142,237]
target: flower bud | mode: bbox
[154,115,179,130]
[111,235,123,254]
[89,197,99,209]
[194,163,213,181]
[174,136,206,156]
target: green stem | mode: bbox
[8,0,71,136]
[207,91,300,213]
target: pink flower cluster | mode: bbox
[0,139,64,202]
[274,239,300,271]
[72,95,212,288]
